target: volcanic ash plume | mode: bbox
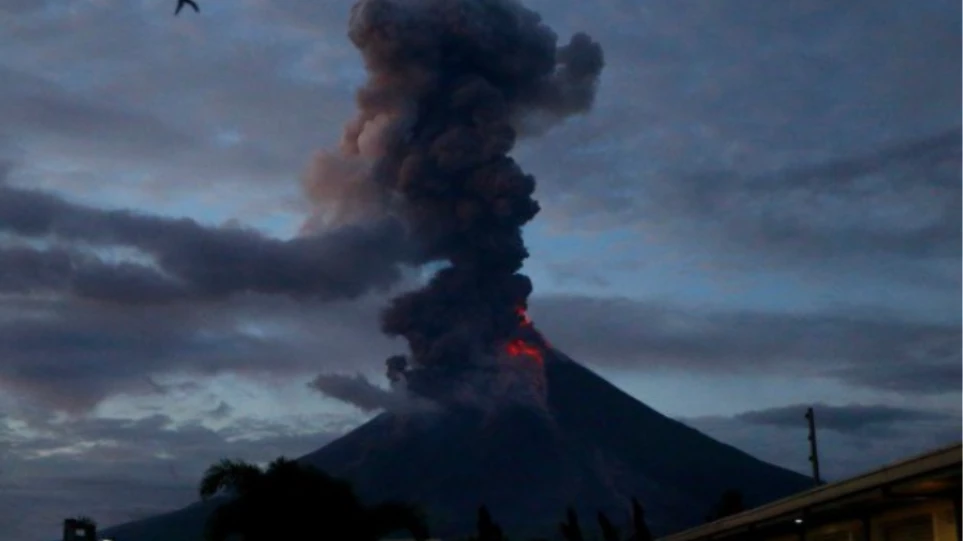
[309,373,435,414]
[306,0,603,408]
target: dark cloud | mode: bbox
[734,403,954,435]
[0,293,401,411]
[0,180,413,304]
[528,295,960,395]
[0,244,190,303]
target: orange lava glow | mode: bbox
[505,338,543,364]
[505,305,548,362]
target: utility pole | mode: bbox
[805,407,823,486]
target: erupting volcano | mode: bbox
[301,0,607,411]
[97,1,815,539]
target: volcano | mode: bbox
[91,2,810,539]
[100,351,811,541]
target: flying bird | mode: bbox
[175,0,199,15]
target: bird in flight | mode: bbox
[175,0,200,15]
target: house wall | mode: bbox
[868,500,958,541]
[748,500,959,541]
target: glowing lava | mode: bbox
[505,338,543,364]
[504,306,544,363]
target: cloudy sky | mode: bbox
[0,0,960,539]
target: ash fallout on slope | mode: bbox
[307,0,604,406]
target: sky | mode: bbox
[0,0,960,539]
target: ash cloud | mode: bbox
[315,0,603,404]
[0,179,413,304]
[0,245,189,304]
[309,372,433,413]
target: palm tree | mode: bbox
[199,458,263,500]
[199,456,429,541]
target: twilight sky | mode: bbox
[0,0,960,539]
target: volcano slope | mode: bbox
[99,351,811,541]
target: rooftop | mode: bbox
[659,442,962,541]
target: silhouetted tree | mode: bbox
[597,511,620,541]
[630,497,653,541]
[706,489,746,522]
[199,458,262,498]
[477,505,506,541]
[199,456,428,541]
[559,507,584,541]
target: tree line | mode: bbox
[194,457,745,541]
[69,457,746,540]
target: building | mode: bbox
[659,443,961,541]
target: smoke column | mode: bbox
[307,0,604,406]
